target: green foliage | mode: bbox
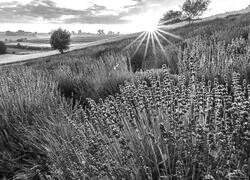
[0,41,7,54]
[181,0,211,22]
[159,10,183,25]
[50,28,71,54]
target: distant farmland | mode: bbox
[27,34,120,44]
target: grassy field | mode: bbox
[0,34,37,42]
[27,34,120,44]
[5,47,47,55]
[0,34,122,61]
[0,12,250,180]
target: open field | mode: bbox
[0,34,38,42]
[27,34,120,44]
[0,33,48,42]
[7,42,52,48]
[6,47,47,55]
[0,10,250,180]
[0,33,120,44]
[0,33,136,65]
[0,34,125,65]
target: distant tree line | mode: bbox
[5,30,37,36]
[97,29,120,36]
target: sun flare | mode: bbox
[127,11,163,33]
[140,17,159,32]
[123,16,183,63]
[143,24,159,32]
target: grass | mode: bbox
[6,44,51,55]
[0,11,250,180]
[27,34,120,44]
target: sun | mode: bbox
[128,11,162,33]
[143,22,159,32]
[123,14,183,62]
[139,14,160,33]
[122,10,183,63]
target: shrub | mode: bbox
[17,38,27,42]
[0,41,7,54]
[50,28,71,54]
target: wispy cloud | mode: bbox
[0,0,126,24]
[0,0,178,25]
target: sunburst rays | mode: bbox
[123,24,183,64]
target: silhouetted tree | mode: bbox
[97,29,105,35]
[50,28,71,54]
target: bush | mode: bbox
[0,41,7,54]
[17,38,27,42]
[50,28,71,54]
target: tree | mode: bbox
[50,28,71,54]
[108,31,114,35]
[159,10,183,25]
[0,41,7,54]
[181,0,210,23]
[97,29,105,35]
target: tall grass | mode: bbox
[54,52,132,104]
[0,67,65,178]
[0,50,133,179]
[178,36,250,84]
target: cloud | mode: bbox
[64,15,129,24]
[0,0,176,25]
[0,1,19,7]
[122,0,177,17]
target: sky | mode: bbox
[0,0,249,34]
